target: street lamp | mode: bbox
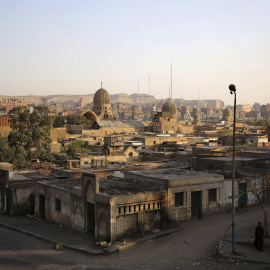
[229,84,236,253]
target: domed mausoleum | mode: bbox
[162,99,177,117]
[222,107,233,123]
[93,87,113,120]
[152,98,178,134]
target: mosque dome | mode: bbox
[222,107,233,122]
[162,100,177,116]
[93,88,110,104]
[223,107,232,119]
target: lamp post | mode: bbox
[229,84,236,253]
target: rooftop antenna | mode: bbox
[169,86,171,99]
[149,75,151,95]
[170,60,173,99]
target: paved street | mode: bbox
[0,204,270,269]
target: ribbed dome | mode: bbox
[93,88,110,104]
[162,100,177,116]
[223,107,232,117]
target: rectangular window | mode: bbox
[175,192,184,207]
[55,199,61,212]
[209,189,217,202]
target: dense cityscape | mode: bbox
[1,1,270,269]
[0,87,270,269]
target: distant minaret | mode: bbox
[137,76,140,94]
[170,60,173,99]
[148,75,151,95]
[169,86,171,99]
[101,81,103,88]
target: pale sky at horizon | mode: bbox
[0,0,269,106]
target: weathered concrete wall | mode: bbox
[224,177,264,211]
[167,181,224,221]
[9,187,35,215]
[35,182,72,228]
[109,191,166,241]
[51,168,83,179]
[71,196,85,232]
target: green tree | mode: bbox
[0,137,8,162]
[255,119,270,126]
[66,114,92,125]
[53,115,65,128]
[10,146,31,170]
[8,106,53,168]
[62,139,90,159]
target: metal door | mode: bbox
[238,183,247,208]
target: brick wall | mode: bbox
[109,192,166,240]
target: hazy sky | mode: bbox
[0,0,269,105]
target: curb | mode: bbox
[218,239,270,265]
[0,221,104,255]
[0,221,184,255]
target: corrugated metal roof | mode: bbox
[96,120,145,128]
[123,120,145,127]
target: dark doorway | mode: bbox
[191,191,202,219]
[30,194,35,215]
[39,194,45,220]
[6,189,11,215]
[87,202,95,233]
[238,183,247,208]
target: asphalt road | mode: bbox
[0,223,267,270]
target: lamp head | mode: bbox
[229,84,236,94]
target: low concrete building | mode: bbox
[0,169,52,215]
[35,168,225,241]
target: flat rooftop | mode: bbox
[129,168,222,182]
[38,178,82,191]
[201,157,257,162]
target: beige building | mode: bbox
[35,168,224,241]
[152,99,179,134]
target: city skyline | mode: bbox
[1,0,270,106]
